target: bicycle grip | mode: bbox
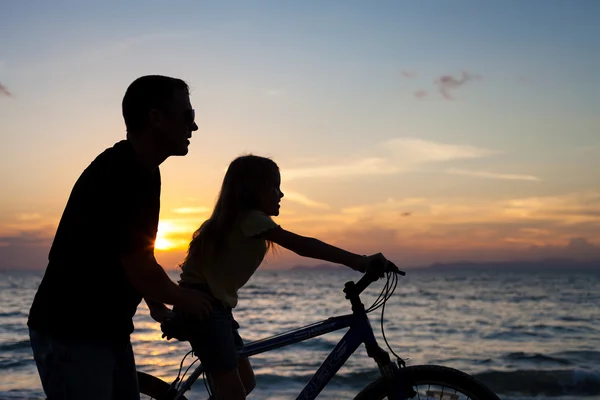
[349,270,380,296]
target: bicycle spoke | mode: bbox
[416,383,471,400]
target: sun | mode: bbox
[154,221,177,251]
[152,219,198,251]
[154,237,175,251]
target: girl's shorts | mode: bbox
[175,283,244,373]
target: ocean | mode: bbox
[1,267,599,400]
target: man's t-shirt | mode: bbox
[27,140,160,342]
[179,210,279,308]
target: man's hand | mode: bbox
[150,305,174,323]
[145,298,174,323]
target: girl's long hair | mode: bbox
[181,154,279,267]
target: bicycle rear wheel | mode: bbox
[354,365,500,400]
[138,371,189,400]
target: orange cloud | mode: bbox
[3,191,599,270]
[265,191,600,267]
[447,168,541,182]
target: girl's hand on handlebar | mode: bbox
[354,253,403,277]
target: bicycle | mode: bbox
[137,265,501,400]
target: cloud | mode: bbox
[557,209,600,217]
[0,214,59,251]
[172,207,211,215]
[434,71,481,100]
[290,191,600,246]
[523,237,600,260]
[414,90,428,99]
[342,197,428,216]
[266,89,283,96]
[0,221,54,269]
[0,229,54,247]
[273,190,600,267]
[446,168,541,182]
[3,191,600,269]
[282,138,497,181]
[283,157,397,181]
[401,70,417,78]
[284,191,330,210]
[15,213,43,221]
[0,81,12,97]
[383,138,496,162]
[502,192,600,223]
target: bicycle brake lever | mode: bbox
[387,261,406,276]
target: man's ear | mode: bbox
[148,108,164,128]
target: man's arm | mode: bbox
[145,297,167,309]
[121,250,213,318]
[144,297,172,323]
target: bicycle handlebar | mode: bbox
[345,261,405,298]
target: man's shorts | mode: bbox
[29,329,139,400]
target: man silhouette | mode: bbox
[28,75,212,399]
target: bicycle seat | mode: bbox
[160,316,192,342]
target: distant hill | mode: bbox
[424,258,599,271]
[289,259,600,272]
[290,263,342,271]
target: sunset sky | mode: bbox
[1,0,599,270]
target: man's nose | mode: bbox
[191,122,199,131]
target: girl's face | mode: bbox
[259,171,284,216]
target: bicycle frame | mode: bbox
[173,310,385,400]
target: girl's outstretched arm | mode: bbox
[261,226,367,271]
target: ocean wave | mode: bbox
[503,352,573,365]
[554,350,600,363]
[529,324,598,334]
[0,311,27,318]
[242,289,278,296]
[558,315,592,322]
[0,339,30,352]
[0,389,45,400]
[475,369,600,396]
[256,369,382,388]
[0,359,33,369]
[252,368,600,396]
[482,330,554,340]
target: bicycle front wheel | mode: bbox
[354,365,500,400]
[138,371,189,400]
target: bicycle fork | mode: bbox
[364,341,416,400]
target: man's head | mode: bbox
[122,75,198,156]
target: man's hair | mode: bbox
[122,75,189,132]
